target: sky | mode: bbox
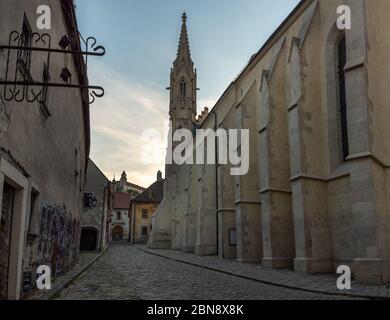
[75,0,301,187]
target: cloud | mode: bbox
[86,61,220,187]
[87,61,168,187]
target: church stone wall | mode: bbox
[149,0,390,284]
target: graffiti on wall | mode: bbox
[0,183,15,299]
[37,202,80,278]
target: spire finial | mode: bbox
[175,12,192,64]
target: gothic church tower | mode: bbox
[165,13,197,177]
[168,12,197,133]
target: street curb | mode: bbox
[40,247,108,300]
[137,247,389,300]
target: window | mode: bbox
[84,193,94,208]
[141,226,148,236]
[180,79,186,98]
[17,14,33,80]
[117,212,121,220]
[142,209,148,219]
[337,35,349,161]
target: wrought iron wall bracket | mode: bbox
[0,30,106,105]
[0,81,104,104]
[0,45,105,56]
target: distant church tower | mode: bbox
[120,171,127,191]
[169,12,197,133]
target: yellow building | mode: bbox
[130,172,164,243]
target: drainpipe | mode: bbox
[210,110,219,256]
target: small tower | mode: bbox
[120,171,127,191]
[169,12,197,133]
[157,170,163,182]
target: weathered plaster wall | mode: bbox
[0,0,89,298]
[81,160,109,251]
[110,209,130,240]
[132,203,158,243]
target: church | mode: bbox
[148,0,390,285]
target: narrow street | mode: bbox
[54,243,360,300]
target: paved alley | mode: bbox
[54,243,362,300]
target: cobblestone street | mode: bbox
[54,243,364,300]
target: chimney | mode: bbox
[157,170,163,182]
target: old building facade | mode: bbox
[0,0,90,299]
[111,192,132,241]
[149,0,390,285]
[130,171,164,244]
[80,159,111,252]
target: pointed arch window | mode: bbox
[180,79,186,98]
[337,35,349,161]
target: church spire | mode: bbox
[166,12,197,177]
[168,12,197,128]
[175,12,192,65]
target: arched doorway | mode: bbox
[112,225,124,241]
[80,228,98,251]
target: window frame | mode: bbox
[84,192,94,208]
[141,208,148,219]
[17,14,33,81]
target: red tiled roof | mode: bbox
[113,192,132,209]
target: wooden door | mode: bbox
[112,226,123,241]
[80,228,98,251]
